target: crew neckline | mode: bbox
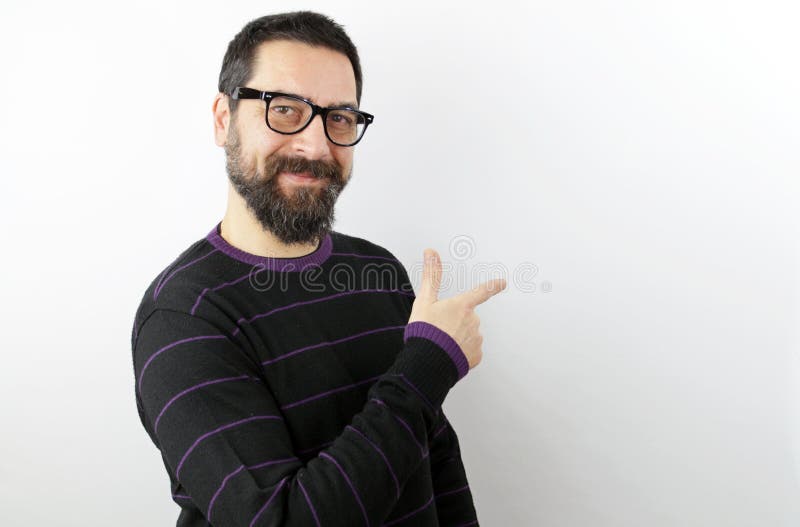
[205,221,333,272]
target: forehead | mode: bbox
[249,39,357,108]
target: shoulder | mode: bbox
[329,230,403,263]
[328,230,415,295]
[131,231,222,345]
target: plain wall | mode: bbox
[0,0,798,525]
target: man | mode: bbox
[131,11,506,526]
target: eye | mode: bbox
[330,113,354,125]
[272,106,294,115]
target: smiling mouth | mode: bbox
[280,172,323,184]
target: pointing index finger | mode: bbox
[461,278,507,308]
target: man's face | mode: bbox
[221,40,358,245]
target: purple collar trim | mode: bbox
[205,221,333,272]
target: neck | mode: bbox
[220,183,321,258]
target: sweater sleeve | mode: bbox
[133,308,466,526]
[392,254,480,524]
[429,414,480,526]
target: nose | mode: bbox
[290,113,333,159]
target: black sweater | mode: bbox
[130,221,479,526]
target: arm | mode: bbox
[428,414,479,526]
[133,308,465,526]
[396,257,480,525]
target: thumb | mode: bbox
[417,248,442,304]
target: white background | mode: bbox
[1,1,798,525]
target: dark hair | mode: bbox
[218,11,363,114]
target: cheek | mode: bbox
[335,151,354,172]
[237,144,259,174]
[248,141,281,175]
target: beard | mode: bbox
[224,124,350,245]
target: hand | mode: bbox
[408,248,507,370]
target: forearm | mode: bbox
[429,415,479,526]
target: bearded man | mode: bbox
[131,10,505,527]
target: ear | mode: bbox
[212,93,230,147]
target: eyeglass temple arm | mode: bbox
[230,87,267,100]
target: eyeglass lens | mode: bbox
[268,96,366,145]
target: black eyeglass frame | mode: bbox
[230,86,374,147]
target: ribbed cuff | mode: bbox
[404,321,469,381]
[368,321,468,416]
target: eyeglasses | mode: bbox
[230,87,374,147]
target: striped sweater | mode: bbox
[130,221,479,526]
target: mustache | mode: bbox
[265,155,342,182]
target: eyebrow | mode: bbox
[274,90,358,110]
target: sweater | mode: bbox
[130,221,479,526]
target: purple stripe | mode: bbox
[391,414,427,457]
[231,288,414,337]
[191,287,210,316]
[263,325,405,366]
[432,421,448,439]
[175,415,282,477]
[280,375,381,410]
[404,321,469,380]
[154,375,252,431]
[346,425,400,499]
[370,398,427,457]
[189,251,409,315]
[137,334,227,395]
[298,479,321,527]
[454,521,478,527]
[207,456,298,521]
[320,452,370,527]
[435,484,470,499]
[172,494,191,500]
[389,373,435,410]
[153,248,219,300]
[249,476,289,527]
[190,272,251,315]
[330,251,398,262]
[381,493,435,526]
[247,456,300,471]
[207,464,245,520]
[297,441,333,455]
[152,266,171,299]
[393,414,427,456]
[207,221,333,271]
